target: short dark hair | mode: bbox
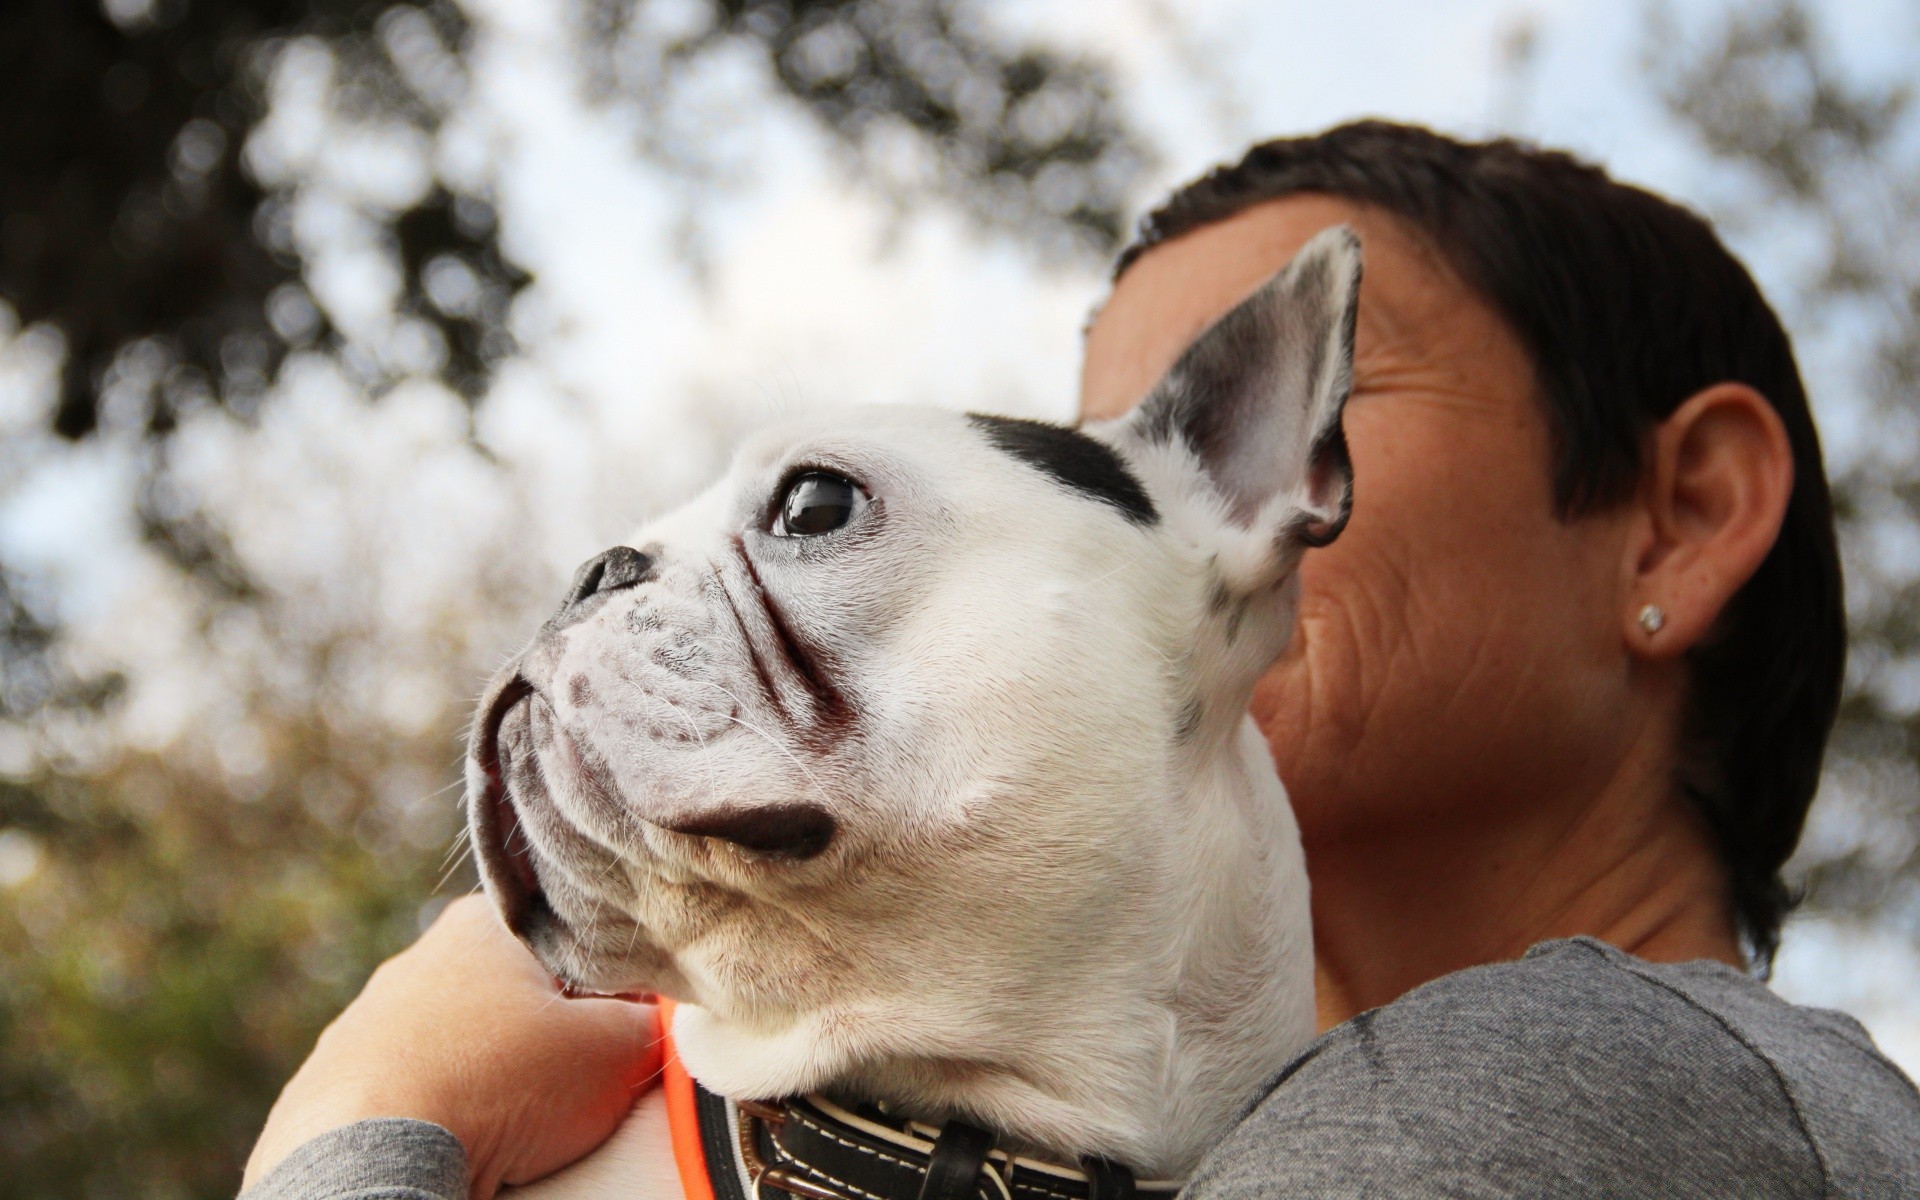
[1119,120,1844,971]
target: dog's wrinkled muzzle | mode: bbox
[467,543,844,967]
[468,543,657,940]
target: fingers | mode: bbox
[248,890,669,1193]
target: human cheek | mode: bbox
[1258,428,1522,817]
[1258,520,1424,793]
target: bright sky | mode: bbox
[0,0,1915,1075]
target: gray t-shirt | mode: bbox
[1191,937,1920,1197]
[243,937,1920,1199]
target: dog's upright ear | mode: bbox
[1094,225,1361,593]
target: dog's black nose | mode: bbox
[562,546,654,611]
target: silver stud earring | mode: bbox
[1638,604,1666,635]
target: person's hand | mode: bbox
[243,894,662,1198]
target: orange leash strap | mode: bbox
[657,998,717,1200]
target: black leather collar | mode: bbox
[691,1081,1184,1200]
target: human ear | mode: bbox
[1622,382,1794,658]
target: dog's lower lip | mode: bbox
[557,981,659,1005]
[478,676,545,921]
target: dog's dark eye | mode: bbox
[775,472,861,537]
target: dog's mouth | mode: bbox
[472,675,555,939]
[471,676,672,1002]
[471,667,841,946]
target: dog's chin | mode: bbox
[511,885,686,1000]
[542,944,668,1001]
[469,673,834,1016]
[467,681,674,997]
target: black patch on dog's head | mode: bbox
[967,414,1158,526]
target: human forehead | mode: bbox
[1079,194,1491,421]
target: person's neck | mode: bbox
[1305,726,1744,1032]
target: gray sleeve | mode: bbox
[238,1118,468,1200]
[1185,946,1825,1200]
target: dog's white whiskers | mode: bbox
[409,776,468,809]
[435,832,476,894]
[662,690,725,809]
[715,711,836,807]
[681,678,836,806]
[439,822,473,870]
[620,879,649,961]
[1061,554,1144,593]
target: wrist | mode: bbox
[244,1067,483,1190]
[240,1116,469,1200]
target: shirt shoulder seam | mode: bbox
[1558,939,1835,1198]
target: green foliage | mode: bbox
[0,0,1145,443]
[0,738,467,1199]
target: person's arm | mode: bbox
[241,895,662,1200]
[241,1118,467,1200]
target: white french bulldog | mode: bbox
[467,228,1362,1199]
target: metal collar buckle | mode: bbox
[738,1099,857,1200]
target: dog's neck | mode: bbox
[669,716,1315,1180]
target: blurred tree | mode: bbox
[0,0,1144,443]
[1,0,493,436]
[574,0,1147,262]
[0,2,1150,1197]
[1646,0,1920,944]
[0,743,450,1199]
[1,0,1149,717]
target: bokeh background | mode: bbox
[2,0,1917,1195]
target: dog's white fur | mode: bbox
[472,229,1363,1197]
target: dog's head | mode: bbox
[467,228,1360,1105]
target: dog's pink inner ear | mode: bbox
[1113,225,1361,551]
[1294,430,1355,549]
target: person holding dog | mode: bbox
[242,122,1920,1198]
